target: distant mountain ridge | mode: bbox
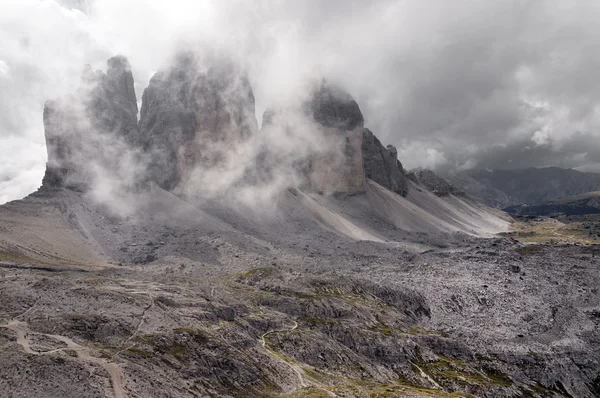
[505,191,600,216]
[445,167,600,208]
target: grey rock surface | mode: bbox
[0,187,597,397]
[362,128,409,196]
[260,80,366,195]
[137,52,258,192]
[42,55,139,190]
[304,80,366,194]
[408,168,463,197]
[307,79,364,131]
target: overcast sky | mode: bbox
[2,0,600,203]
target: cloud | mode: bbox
[3,0,600,203]
[0,60,9,77]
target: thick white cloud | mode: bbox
[3,0,600,203]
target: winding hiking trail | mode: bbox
[260,321,309,388]
[410,361,441,389]
[1,318,126,398]
[112,293,156,360]
[260,320,337,397]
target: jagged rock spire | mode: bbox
[303,80,366,194]
[307,79,364,131]
[137,51,258,192]
[42,55,139,190]
[262,79,410,196]
[362,129,408,196]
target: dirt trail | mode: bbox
[410,361,441,389]
[5,320,36,355]
[112,293,156,360]
[260,320,337,397]
[1,319,126,398]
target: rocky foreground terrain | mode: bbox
[1,187,599,398]
[0,52,599,397]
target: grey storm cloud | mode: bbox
[2,0,600,203]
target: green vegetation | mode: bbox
[507,218,599,244]
[0,251,44,264]
[124,347,154,357]
[173,327,210,344]
[132,328,210,360]
[299,316,338,326]
[371,322,393,336]
[405,326,449,337]
[411,347,513,389]
[235,267,278,281]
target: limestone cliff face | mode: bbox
[42,55,138,190]
[362,129,408,196]
[303,81,366,194]
[41,54,413,200]
[262,80,412,196]
[137,52,258,192]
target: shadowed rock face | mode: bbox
[40,54,410,200]
[42,55,139,190]
[262,81,411,196]
[259,80,368,195]
[362,128,409,196]
[307,80,364,131]
[407,169,463,197]
[303,81,366,194]
[138,52,258,192]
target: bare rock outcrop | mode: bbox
[260,80,367,195]
[262,80,414,197]
[407,168,463,197]
[304,80,366,194]
[42,55,139,190]
[362,128,409,196]
[307,80,364,132]
[137,52,258,192]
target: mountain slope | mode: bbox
[1,185,598,397]
[505,190,600,216]
[448,167,600,208]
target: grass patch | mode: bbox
[411,347,513,389]
[509,219,598,245]
[236,267,278,281]
[0,251,35,263]
[125,347,154,357]
[173,327,210,344]
[300,316,338,326]
[132,328,211,360]
[403,326,449,337]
